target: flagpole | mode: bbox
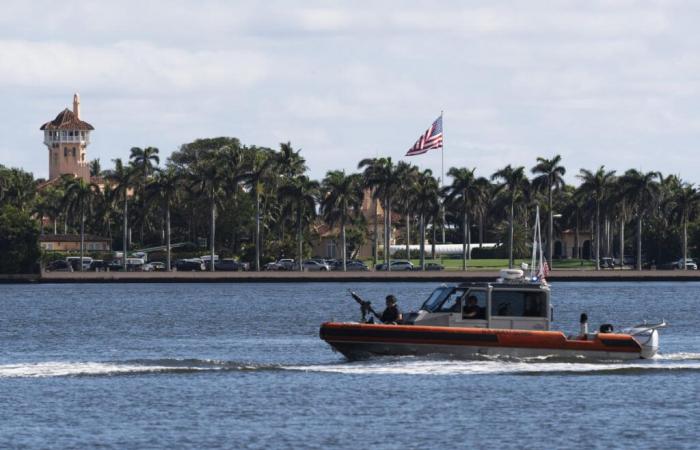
[441,110,446,245]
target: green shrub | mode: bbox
[0,205,41,273]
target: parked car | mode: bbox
[108,260,124,271]
[175,258,205,271]
[89,260,108,272]
[302,260,331,271]
[264,259,295,271]
[675,258,698,270]
[330,259,367,270]
[278,259,295,270]
[375,260,414,271]
[424,262,445,271]
[150,262,166,271]
[263,261,282,271]
[345,261,369,271]
[600,257,615,269]
[126,257,147,271]
[66,256,93,271]
[46,260,73,272]
[215,259,247,271]
[202,255,220,271]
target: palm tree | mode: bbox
[672,183,700,269]
[277,142,307,179]
[320,171,364,271]
[395,162,419,260]
[93,183,116,239]
[620,169,661,270]
[531,155,566,264]
[577,166,616,270]
[63,177,99,271]
[129,146,160,244]
[444,167,482,270]
[147,166,181,271]
[358,157,402,269]
[245,150,276,271]
[105,158,134,271]
[413,170,440,269]
[472,177,492,249]
[278,176,319,271]
[89,159,101,178]
[491,165,527,268]
[608,176,628,267]
[189,150,227,272]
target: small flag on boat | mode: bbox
[406,115,443,156]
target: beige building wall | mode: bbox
[41,94,93,181]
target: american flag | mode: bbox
[406,115,443,156]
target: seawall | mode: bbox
[2,270,700,283]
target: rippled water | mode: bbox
[1,282,699,449]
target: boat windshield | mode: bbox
[421,287,451,312]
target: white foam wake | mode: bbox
[654,352,700,361]
[0,361,202,378]
[2,353,699,378]
[289,356,700,376]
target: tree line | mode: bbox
[1,137,700,273]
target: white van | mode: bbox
[126,257,146,271]
[66,256,93,271]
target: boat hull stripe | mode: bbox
[321,327,498,343]
[599,338,642,348]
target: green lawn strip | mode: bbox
[363,258,595,270]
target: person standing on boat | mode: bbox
[380,295,403,324]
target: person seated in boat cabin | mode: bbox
[463,296,485,320]
[380,295,403,324]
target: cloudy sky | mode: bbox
[1,0,699,183]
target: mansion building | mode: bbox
[40,93,94,181]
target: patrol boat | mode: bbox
[320,208,665,361]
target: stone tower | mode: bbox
[40,93,94,181]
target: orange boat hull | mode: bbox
[320,322,643,360]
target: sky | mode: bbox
[1,0,700,184]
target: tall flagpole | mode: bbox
[441,110,446,244]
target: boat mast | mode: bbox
[530,206,544,280]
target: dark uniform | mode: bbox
[381,305,402,323]
[380,295,402,324]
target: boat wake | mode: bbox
[289,352,700,376]
[2,353,700,378]
[0,359,279,378]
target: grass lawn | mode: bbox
[364,258,596,270]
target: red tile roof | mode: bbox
[40,108,94,131]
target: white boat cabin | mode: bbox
[408,280,552,331]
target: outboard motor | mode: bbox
[623,321,667,359]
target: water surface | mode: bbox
[1,282,699,449]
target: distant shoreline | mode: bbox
[2,270,700,284]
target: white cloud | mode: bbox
[1,0,700,185]
[0,40,269,93]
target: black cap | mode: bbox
[386,295,397,304]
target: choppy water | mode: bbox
[1,282,699,449]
